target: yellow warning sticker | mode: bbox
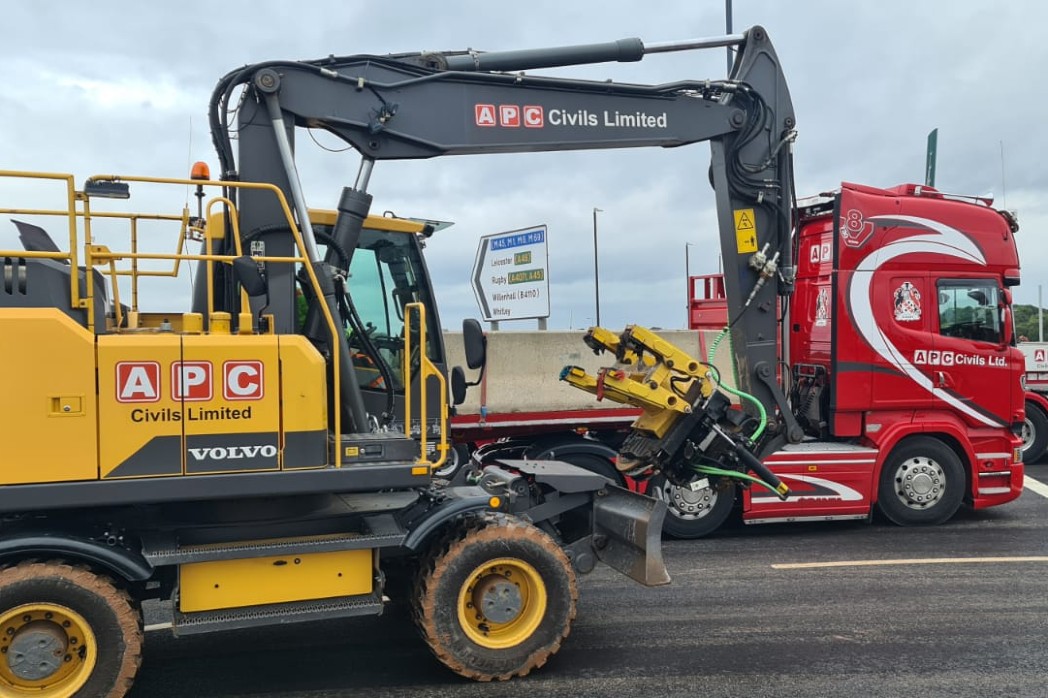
[734,208,757,253]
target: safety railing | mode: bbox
[403,302,448,471]
[0,170,352,467]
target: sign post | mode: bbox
[471,225,551,326]
[925,128,938,187]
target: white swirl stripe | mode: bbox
[849,215,1000,427]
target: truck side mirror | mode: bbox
[999,288,1014,346]
[462,318,487,370]
[451,366,467,405]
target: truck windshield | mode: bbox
[937,279,1001,344]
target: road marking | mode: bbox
[145,622,173,633]
[1025,474,1048,499]
[773,556,1048,570]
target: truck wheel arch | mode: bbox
[875,434,968,525]
[870,426,974,505]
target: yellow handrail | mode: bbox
[403,302,448,471]
[0,170,347,464]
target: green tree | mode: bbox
[1014,304,1047,342]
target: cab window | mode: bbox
[937,280,1001,344]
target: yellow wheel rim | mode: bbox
[0,603,97,697]
[457,557,547,649]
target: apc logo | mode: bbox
[116,362,161,403]
[224,361,264,400]
[173,361,212,401]
[475,104,544,128]
[115,360,264,403]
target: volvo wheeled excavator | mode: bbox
[0,22,1022,697]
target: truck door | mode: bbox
[932,278,1012,427]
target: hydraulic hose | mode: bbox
[691,463,778,495]
[707,327,768,440]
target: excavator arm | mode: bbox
[202,26,796,441]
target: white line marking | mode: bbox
[1024,475,1048,499]
[144,622,173,633]
[773,556,1048,570]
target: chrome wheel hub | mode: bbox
[893,457,945,509]
[657,479,717,520]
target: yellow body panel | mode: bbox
[181,335,281,474]
[278,335,327,436]
[0,309,98,484]
[97,335,184,479]
[279,335,330,469]
[179,548,374,612]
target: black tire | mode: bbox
[648,473,735,539]
[413,513,577,681]
[877,437,965,526]
[0,560,142,697]
[435,443,471,479]
[1022,401,1048,464]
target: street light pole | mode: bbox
[685,242,695,326]
[593,207,602,327]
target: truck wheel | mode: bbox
[0,561,142,697]
[557,453,622,486]
[1022,401,1048,463]
[877,437,965,526]
[435,443,471,479]
[649,474,734,539]
[413,513,577,681]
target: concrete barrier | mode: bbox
[444,328,736,416]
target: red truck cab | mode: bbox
[785,183,1024,513]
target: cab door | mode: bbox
[932,277,1012,428]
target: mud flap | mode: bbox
[592,485,671,586]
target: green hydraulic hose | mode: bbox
[691,462,781,496]
[707,327,768,441]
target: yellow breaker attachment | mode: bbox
[561,325,714,440]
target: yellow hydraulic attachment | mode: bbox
[562,324,791,499]
[561,325,714,442]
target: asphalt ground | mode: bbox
[129,462,1048,698]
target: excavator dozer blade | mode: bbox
[592,485,671,586]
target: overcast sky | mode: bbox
[3,1,1047,332]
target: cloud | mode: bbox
[3,0,1047,333]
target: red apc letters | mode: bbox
[116,361,264,404]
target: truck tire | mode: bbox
[877,437,965,526]
[556,453,622,486]
[0,560,142,697]
[1022,400,1048,464]
[649,474,734,539]
[435,443,471,479]
[413,513,577,681]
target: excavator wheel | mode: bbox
[0,561,142,698]
[412,513,577,681]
